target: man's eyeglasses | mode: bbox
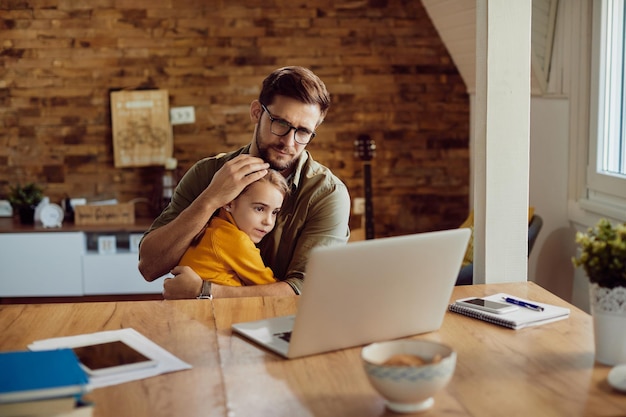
[260,103,316,145]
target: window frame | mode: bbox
[584,0,626,222]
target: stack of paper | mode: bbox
[0,349,93,417]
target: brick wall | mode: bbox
[0,0,469,237]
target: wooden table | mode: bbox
[1,282,625,416]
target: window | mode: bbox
[599,1,626,176]
[586,0,626,221]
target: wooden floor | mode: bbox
[0,293,163,305]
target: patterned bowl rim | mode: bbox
[361,340,455,368]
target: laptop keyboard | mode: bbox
[274,331,292,342]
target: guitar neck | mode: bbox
[363,161,374,240]
[354,134,376,240]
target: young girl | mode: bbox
[178,169,289,287]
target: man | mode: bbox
[139,66,351,299]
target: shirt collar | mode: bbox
[288,150,308,190]
[218,208,237,226]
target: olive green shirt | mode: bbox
[145,145,351,294]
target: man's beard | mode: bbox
[255,127,297,173]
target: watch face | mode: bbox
[40,203,64,227]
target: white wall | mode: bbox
[468,95,580,307]
[476,1,592,311]
[528,97,578,304]
[425,0,595,311]
[526,1,596,312]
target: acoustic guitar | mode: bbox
[354,134,376,240]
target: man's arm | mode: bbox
[214,281,294,297]
[162,265,294,299]
[139,155,269,281]
[160,160,351,299]
[138,201,217,281]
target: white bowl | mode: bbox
[361,339,456,413]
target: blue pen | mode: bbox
[502,297,545,312]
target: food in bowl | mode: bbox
[361,339,456,413]
[382,353,442,367]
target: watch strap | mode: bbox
[197,280,212,299]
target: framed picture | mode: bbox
[110,89,173,168]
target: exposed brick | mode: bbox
[42,164,65,183]
[0,0,469,233]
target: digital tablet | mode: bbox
[72,340,157,376]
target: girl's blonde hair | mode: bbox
[240,169,289,198]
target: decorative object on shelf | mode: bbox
[97,235,117,255]
[33,196,49,224]
[62,197,75,223]
[573,218,626,365]
[7,182,44,225]
[0,200,13,217]
[74,202,135,226]
[39,203,64,228]
[129,234,143,253]
[159,157,178,212]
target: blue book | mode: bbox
[0,348,89,403]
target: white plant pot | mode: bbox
[589,283,626,366]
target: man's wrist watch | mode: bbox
[197,280,212,299]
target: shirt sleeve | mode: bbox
[283,182,351,294]
[213,226,278,286]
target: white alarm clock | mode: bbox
[40,203,64,228]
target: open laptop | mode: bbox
[231,228,471,359]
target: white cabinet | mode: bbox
[0,233,84,296]
[0,229,163,298]
[82,253,163,295]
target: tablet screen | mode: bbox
[73,340,154,375]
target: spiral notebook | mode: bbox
[449,293,570,330]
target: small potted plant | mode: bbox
[573,218,626,288]
[7,182,44,225]
[572,218,626,365]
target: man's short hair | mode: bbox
[259,66,331,123]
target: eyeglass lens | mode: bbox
[271,121,312,144]
[262,104,314,144]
